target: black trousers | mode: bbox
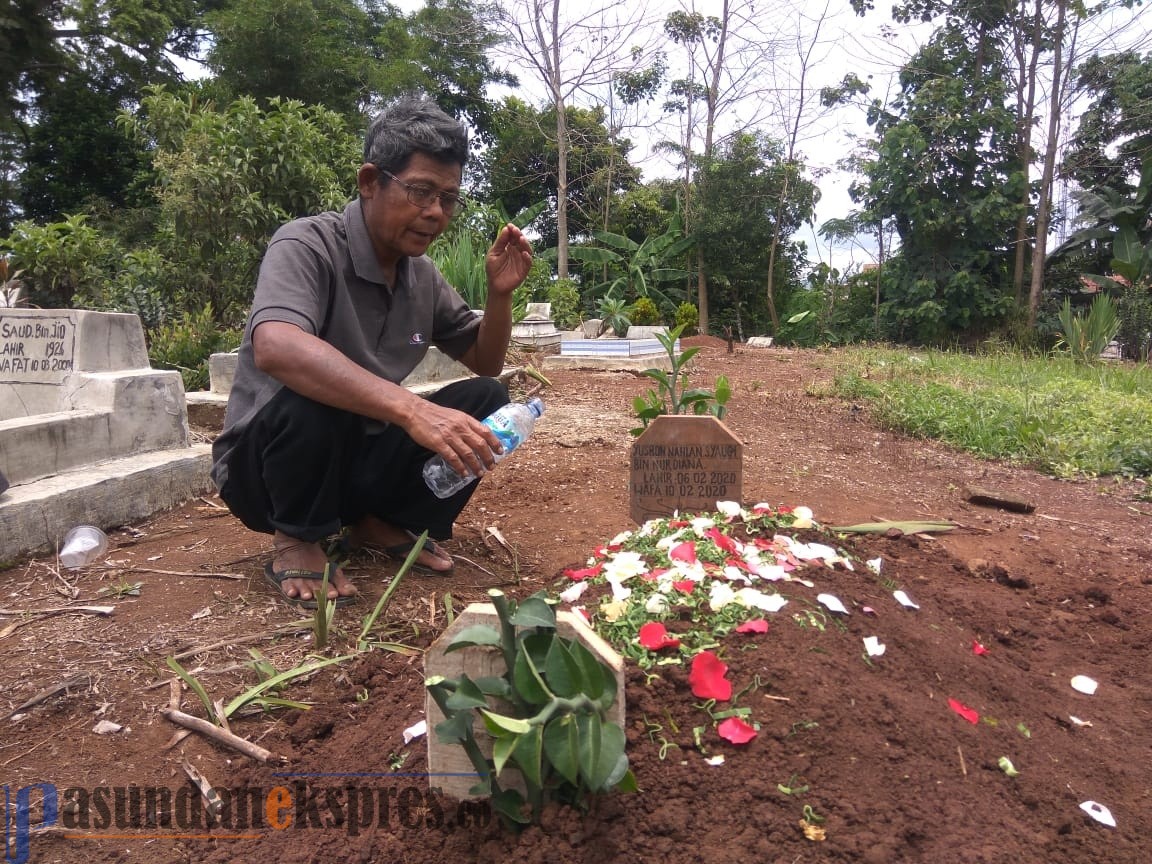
[217,377,509,543]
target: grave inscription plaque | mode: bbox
[629,414,743,524]
[0,313,75,382]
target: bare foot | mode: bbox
[348,515,454,573]
[271,532,358,603]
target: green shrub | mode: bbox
[547,278,582,330]
[148,305,243,392]
[1116,280,1152,361]
[674,301,698,335]
[628,296,661,326]
[1055,294,1120,363]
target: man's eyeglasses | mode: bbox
[380,170,466,216]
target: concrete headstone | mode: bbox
[746,336,774,348]
[629,415,743,524]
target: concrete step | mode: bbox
[0,445,213,565]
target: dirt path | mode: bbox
[3,341,1150,863]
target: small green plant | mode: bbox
[630,324,731,436]
[597,296,632,337]
[425,589,634,829]
[1055,294,1120,363]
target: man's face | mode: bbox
[357,152,463,268]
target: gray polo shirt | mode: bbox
[211,197,481,488]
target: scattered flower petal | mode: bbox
[565,564,601,581]
[670,541,698,563]
[716,501,743,518]
[558,581,588,604]
[599,599,629,622]
[705,528,740,554]
[717,716,758,744]
[92,720,122,735]
[606,575,632,602]
[1070,675,1098,695]
[786,540,839,561]
[735,587,789,612]
[1069,716,1092,727]
[972,640,988,656]
[861,606,877,616]
[672,580,696,594]
[893,590,920,609]
[638,622,681,651]
[1079,801,1116,828]
[948,698,980,724]
[603,551,649,581]
[705,755,726,766]
[689,651,732,701]
[863,636,886,657]
[709,581,737,611]
[644,593,670,614]
[608,530,633,547]
[817,593,849,615]
[736,619,769,634]
[791,506,815,529]
[402,720,427,744]
[866,557,883,574]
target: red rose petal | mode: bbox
[689,651,732,701]
[705,528,739,554]
[638,622,680,651]
[972,640,988,656]
[724,556,754,572]
[670,541,697,564]
[564,564,602,581]
[717,716,758,745]
[948,698,980,724]
[735,619,769,634]
[672,580,696,594]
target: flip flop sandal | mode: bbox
[381,532,456,576]
[264,561,356,608]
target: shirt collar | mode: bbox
[343,197,410,288]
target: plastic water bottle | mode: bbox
[423,398,545,498]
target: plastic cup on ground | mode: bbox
[59,526,110,569]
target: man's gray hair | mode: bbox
[363,94,469,174]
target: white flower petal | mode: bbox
[863,636,886,657]
[645,594,669,614]
[559,582,588,604]
[709,581,737,611]
[817,593,849,615]
[893,590,919,609]
[716,501,743,518]
[866,558,883,575]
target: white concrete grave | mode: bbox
[510,302,561,351]
[0,309,212,563]
[424,602,625,800]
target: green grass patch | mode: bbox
[829,347,1152,479]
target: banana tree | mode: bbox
[546,214,695,314]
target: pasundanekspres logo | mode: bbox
[4,777,490,861]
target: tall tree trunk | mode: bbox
[696,0,730,337]
[1027,0,1069,328]
[550,0,570,280]
[1012,0,1044,304]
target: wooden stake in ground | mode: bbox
[161,708,283,763]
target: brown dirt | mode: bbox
[4,340,1151,864]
